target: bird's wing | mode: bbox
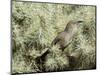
[51,32,65,45]
[51,36,61,45]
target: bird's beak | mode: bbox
[77,21,84,23]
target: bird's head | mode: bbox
[64,20,84,31]
[70,20,83,24]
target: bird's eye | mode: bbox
[85,28,89,30]
[83,27,90,34]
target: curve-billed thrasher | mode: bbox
[51,20,83,51]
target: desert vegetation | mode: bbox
[12,1,96,74]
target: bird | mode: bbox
[51,20,83,51]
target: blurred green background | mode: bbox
[12,1,96,74]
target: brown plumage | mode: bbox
[51,20,83,51]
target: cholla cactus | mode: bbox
[12,1,96,74]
